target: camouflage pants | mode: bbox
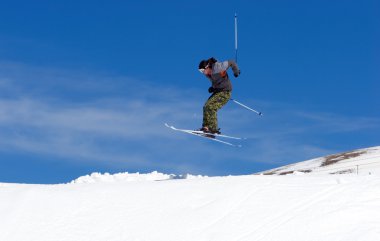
[203,91,231,131]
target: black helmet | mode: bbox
[198,57,217,69]
[198,60,208,69]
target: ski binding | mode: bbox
[165,123,243,147]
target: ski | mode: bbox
[183,130,244,140]
[165,124,244,140]
[165,123,242,147]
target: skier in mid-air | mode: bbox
[198,57,240,135]
[165,15,261,146]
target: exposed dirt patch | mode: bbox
[261,167,287,175]
[278,169,312,175]
[321,150,367,167]
[330,169,355,175]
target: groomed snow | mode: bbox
[1,172,380,241]
[260,146,380,175]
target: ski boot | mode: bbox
[197,126,221,138]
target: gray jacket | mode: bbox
[206,60,240,92]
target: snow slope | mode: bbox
[1,171,380,241]
[260,146,380,176]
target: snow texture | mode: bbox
[260,146,380,176]
[1,147,380,241]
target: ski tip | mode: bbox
[164,123,175,130]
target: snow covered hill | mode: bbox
[260,146,380,176]
[1,148,380,241]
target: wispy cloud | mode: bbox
[1,61,379,175]
[294,111,380,133]
[0,61,206,170]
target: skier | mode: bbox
[198,57,240,134]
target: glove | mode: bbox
[208,87,215,93]
[234,70,241,78]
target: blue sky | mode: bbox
[0,0,379,183]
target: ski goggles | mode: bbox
[198,65,210,74]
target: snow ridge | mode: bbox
[70,171,206,184]
[260,146,380,175]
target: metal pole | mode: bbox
[234,13,238,63]
[231,14,263,117]
[230,98,263,116]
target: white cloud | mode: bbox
[1,61,379,175]
[0,62,202,166]
[294,111,380,132]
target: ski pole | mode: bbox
[232,15,262,116]
[234,13,238,63]
[230,98,263,116]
